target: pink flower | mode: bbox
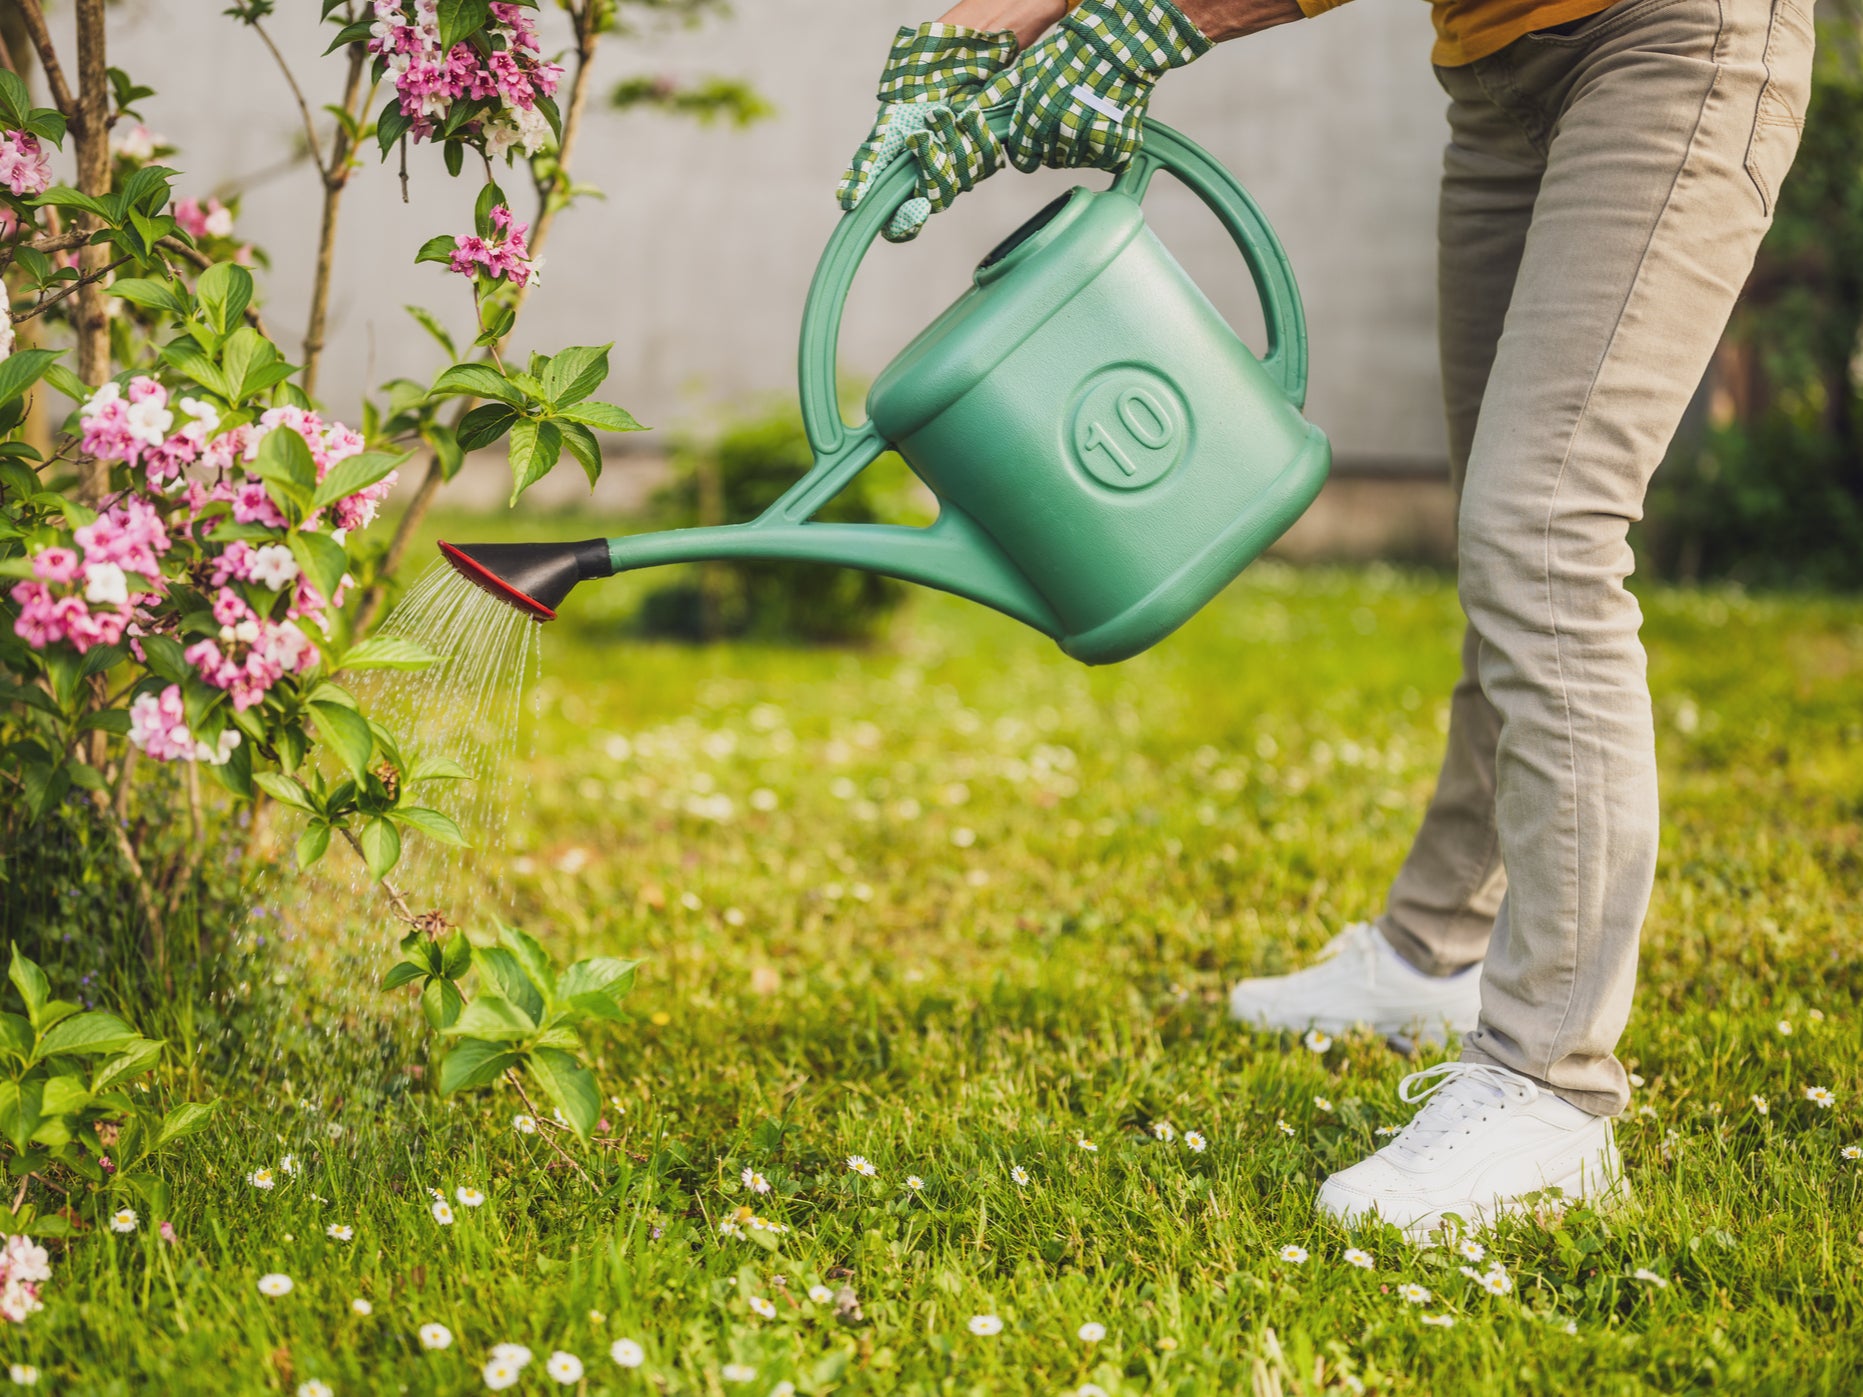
[158,1221,176,1244]
[173,197,234,241]
[0,131,51,198]
[30,547,80,585]
[449,206,538,287]
[129,685,194,762]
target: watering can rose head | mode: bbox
[441,116,1329,665]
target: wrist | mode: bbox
[938,0,1069,47]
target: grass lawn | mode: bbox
[12,527,1863,1395]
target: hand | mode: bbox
[977,0,1213,173]
[839,23,1019,243]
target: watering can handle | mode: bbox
[795,105,1311,468]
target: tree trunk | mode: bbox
[72,0,110,500]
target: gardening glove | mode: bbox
[976,0,1213,173]
[838,23,1018,243]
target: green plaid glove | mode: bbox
[839,23,1017,243]
[977,0,1212,174]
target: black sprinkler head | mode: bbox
[437,539,613,622]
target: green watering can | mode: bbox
[440,111,1331,665]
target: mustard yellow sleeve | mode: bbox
[1297,0,1354,14]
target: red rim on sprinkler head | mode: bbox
[436,539,614,622]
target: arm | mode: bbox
[937,0,1304,46]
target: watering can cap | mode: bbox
[867,187,1147,443]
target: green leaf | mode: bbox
[456,402,519,453]
[339,635,439,672]
[382,960,427,992]
[358,816,401,880]
[89,1037,163,1093]
[295,820,333,869]
[32,186,111,218]
[559,421,602,487]
[110,277,189,317]
[312,449,408,510]
[431,362,525,406]
[196,262,254,336]
[506,417,562,505]
[0,1014,31,1062]
[404,304,457,358]
[528,1048,599,1141]
[441,931,472,979]
[0,349,62,411]
[376,101,412,158]
[471,947,545,1026]
[540,344,611,408]
[498,924,557,1000]
[309,700,375,779]
[157,338,232,400]
[408,755,471,783]
[154,1099,219,1149]
[253,772,318,812]
[38,1074,88,1117]
[437,1037,520,1094]
[324,17,375,53]
[473,180,506,238]
[287,529,348,608]
[8,947,48,1021]
[0,70,30,129]
[42,364,90,403]
[421,976,464,1031]
[555,400,646,435]
[36,1010,137,1059]
[253,424,317,510]
[436,0,492,55]
[387,806,467,846]
[0,1080,41,1155]
[442,995,534,1041]
[415,234,458,267]
[558,957,639,1006]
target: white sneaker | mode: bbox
[1228,921,1481,1048]
[1316,1061,1626,1238]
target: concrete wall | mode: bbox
[95,0,1452,469]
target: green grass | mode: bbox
[14,543,1863,1395]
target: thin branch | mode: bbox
[87,787,166,980]
[336,825,423,925]
[246,17,329,183]
[503,1069,592,1184]
[11,0,74,118]
[10,253,130,325]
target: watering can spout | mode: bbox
[437,538,613,621]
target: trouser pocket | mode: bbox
[1744,0,1815,216]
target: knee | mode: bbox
[1456,480,1639,636]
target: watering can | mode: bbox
[440,109,1331,665]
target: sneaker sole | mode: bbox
[1387,1156,1631,1241]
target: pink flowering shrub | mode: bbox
[0,132,51,198]
[0,1235,49,1325]
[365,0,563,158]
[448,203,538,288]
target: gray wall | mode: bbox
[99,0,1451,468]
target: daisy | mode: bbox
[1277,1120,1296,1137]
[1342,1248,1374,1270]
[1010,1165,1031,1187]
[419,1322,453,1350]
[432,1199,456,1225]
[1457,1238,1485,1263]
[1303,1030,1332,1053]
[492,1345,533,1367]
[456,1186,486,1207]
[808,1285,834,1304]
[1477,1269,1513,1297]
[611,1339,645,1368]
[749,1296,776,1318]
[110,1207,138,1233]
[546,1352,584,1384]
[1150,1121,1176,1142]
[1078,1321,1106,1342]
[1399,1283,1431,1305]
[483,1359,522,1391]
[350,1298,373,1316]
[722,1364,757,1383]
[1751,1095,1769,1116]
[1842,1145,1860,1160]
[1421,1313,1456,1328]
[1076,1137,1098,1152]
[1314,1097,1334,1113]
[741,1168,770,1195]
[281,1155,299,1175]
[297,1384,331,1397]
[1806,1086,1835,1109]
[905,1175,925,1191]
[248,1167,276,1190]
[513,1114,538,1134]
[1185,1131,1208,1153]
[589,1310,606,1323]
[1632,1268,1669,1288]
[967,1314,1004,1336]
[257,1273,293,1297]
[8,1368,35,1387]
[1279,1244,1308,1264]
[326,1224,353,1242]
[1777,1019,1793,1035]
[846,1155,877,1178]
[1375,1125,1401,1137]
[1563,1319,1579,1335]
[771,1385,796,1397]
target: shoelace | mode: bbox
[1384,1062,1539,1165]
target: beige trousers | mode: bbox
[1375,0,1815,1116]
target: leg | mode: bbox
[1456,0,1814,1116]
[1377,67,1541,977]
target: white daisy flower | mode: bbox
[1076,1137,1097,1152]
[456,1186,486,1207]
[1010,1165,1030,1187]
[1184,1131,1207,1153]
[611,1339,645,1368]
[432,1200,455,1226]
[281,1154,298,1175]
[1303,1030,1332,1053]
[741,1168,770,1195]
[749,1296,776,1318]
[1375,1125,1402,1137]
[1277,1120,1296,1137]
[1150,1121,1176,1142]
[1777,1020,1792,1035]
[350,1298,373,1316]
[1632,1268,1669,1288]
[546,1351,584,1384]
[1399,1283,1431,1305]
[1279,1245,1308,1265]
[1564,1319,1579,1335]
[326,1224,353,1242]
[1841,1145,1860,1160]
[482,1359,522,1391]
[770,1385,796,1397]
[846,1155,877,1178]
[491,1344,533,1367]
[513,1114,538,1134]
[967,1314,1004,1336]
[1342,1248,1374,1270]
[1421,1313,1456,1328]
[1313,1097,1334,1113]
[1078,1321,1106,1342]
[1458,1238,1485,1262]
[110,1207,138,1233]
[296,1383,332,1397]
[1478,1269,1513,1297]
[1751,1095,1769,1116]
[248,1167,276,1190]
[418,1322,452,1350]
[722,1364,757,1383]
[1806,1086,1835,1109]
[589,1309,605,1323]
[905,1175,925,1191]
[8,1367,36,1388]
[257,1273,293,1297]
